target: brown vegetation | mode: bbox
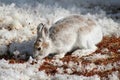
[39,36,120,79]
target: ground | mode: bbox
[0,36,120,80]
[0,0,120,80]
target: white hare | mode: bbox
[34,15,103,58]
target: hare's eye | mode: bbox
[38,39,41,42]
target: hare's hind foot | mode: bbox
[72,48,96,57]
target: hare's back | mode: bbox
[49,15,96,40]
[50,15,85,32]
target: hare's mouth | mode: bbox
[33,50,42,58]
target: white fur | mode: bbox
[34,15,103,58]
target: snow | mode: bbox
[52,59,63,66]
[51,74,100,80]
[0,0,120,80]
[57,67,64,74]
[108,71,119,80]
[83,53,110,61]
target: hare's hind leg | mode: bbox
[87,40,98,51]
[72,34,96,57]
[72,40,96,57]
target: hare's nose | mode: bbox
[37,47,41,51]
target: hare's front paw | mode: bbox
[72,50,83,57]
[54,53,65,59]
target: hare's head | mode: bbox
[34,23,51,57]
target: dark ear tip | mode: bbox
[38,23,44,27]
[39,23,44,26]
[37,23,44,30]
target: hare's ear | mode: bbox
[37,23,48,38]
[37,23,44,33]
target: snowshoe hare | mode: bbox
[34,15,103,58]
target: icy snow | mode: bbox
[0,0,120,80]
[83,53,110,61]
